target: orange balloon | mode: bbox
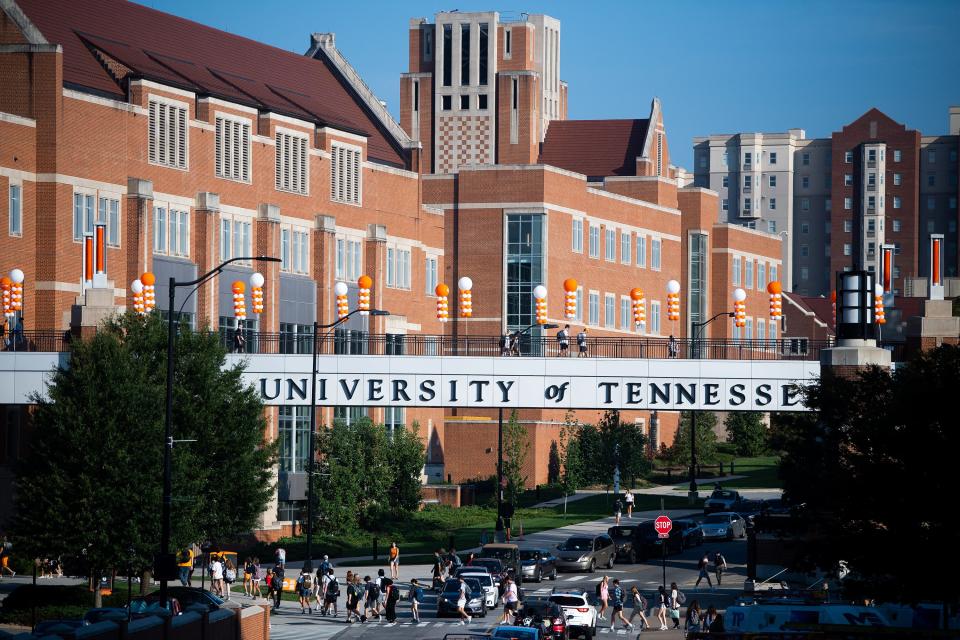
[0,276,10,286]
[232,280,245,294]
[630,288,644,300]
[358,274,373,289]
[140,272,155,286]
[830,290,836,302]
[435,283,450,297]
[563,278,578,292]
[767,281,782,295]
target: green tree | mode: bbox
[725,411,768,457]
[778,346,960,602]
[12,314,274,605]
[574,422,604,485]
[384,421,426,514]
[502,410,529,506]
[597,410,651,487]
[667,411,719,466]
[555,411,584,512]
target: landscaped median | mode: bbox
[244,492,701,566]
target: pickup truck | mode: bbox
[703,488,744,514]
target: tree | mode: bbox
[597,410,651,487]
[778,346,960,603]
[384,421,426,514]
[502,410,529,506]
[667,411,719,466]
[12,314,274,604]
[556,412,584,512]
[547,442,561,484]
[725,412,768,457]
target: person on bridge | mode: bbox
[557,324,570,356]
[668,334,679,358]
[577,327,588,357]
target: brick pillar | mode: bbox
[365,223,387,333]
[314,214,337,325]
[256,204,281,334]
[193,192,219,329]
[126,178,154,300]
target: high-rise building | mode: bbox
[694,107,960,297]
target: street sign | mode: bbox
[655,515,672,539]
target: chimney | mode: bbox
[949,106,960,136]
[311,32,335,50]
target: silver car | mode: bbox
[554,534,616,573]
[700,512,746,540]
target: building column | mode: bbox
[193,192,219,328]
[313,215,337,325]
[255,204,281,334]
[365,223,387,333]
[126,178,154,298]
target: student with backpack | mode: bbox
[409,578,424,623]
[685,600,703,633]
[315,555,332,612]
[345,574,361,623]
[613,498,623,525]
[223,558,237,600]
[176,548,193,587]
[363,575,381,621]
[627,586,649,631]
[297,568,314,614]
[609,579,633,630]
[669,581,684,629]
[322,567,339,616]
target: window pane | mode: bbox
[108,200,120,246]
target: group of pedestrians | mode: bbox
[592,576,726,633]
[695,550,728,591]
[596,576,639,631]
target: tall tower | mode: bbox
[400,12,566,174]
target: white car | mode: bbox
[457,569,498,608]
[700,512,747,540]
[548,590,598,639]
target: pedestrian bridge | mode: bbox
[1,334,829,411]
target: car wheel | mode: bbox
[550,568,558,580]
[606,554,614,569]
[482,604,488,617]
[587,559,596,573]
[739,526,746,539]
[628,550,636,564]
[535,568,542,583]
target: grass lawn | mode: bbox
[668,455,782,490]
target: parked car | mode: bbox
[129,596,182,618]
[163,586,240,611]
[554,535,615,573]
[548,590,598,639]
[520,548,559,582]
[672,519,704,548]
[516,599,569,640]
[457,568,498,608]
[480,543,522,584]
[704,488,744,514]
[437,577,488,618]
[700,512,747,540]
[633,521,683,559]
[607,525,641,563]
[491,625,541,640]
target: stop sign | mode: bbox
[655,515,673,538]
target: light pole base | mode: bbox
[687,490,699,505]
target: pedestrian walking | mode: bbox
[668,334,678,358]
[384,577,399,622]
[0,539,15,579]
[609,579,633,630]
[627,586,649,631]
[624,489,635,518]
[274,546,286,567]
[695,552,714,590]
[613,498,623,525]
[597,575,610,623]
[557,324,570,356]
[296,568,313,614]
[232,329,245,353]
[656,586,669,631]
[499,333,510,356]
[315,555,332,611]
[446,548,462,577]
[713,551,728,585]
[223,558,237,600]
[685,600,702,633]
[431,551,444,592]
[388,542,400,580]
[510,331,521,356]
[500,576,519,624]
[176,547,193,587]
[455,575,472,625]
[669,581,682,629]
[250,557,263,599]
[243,557,255,597]
[409,578,424,623]
[375,569,387,616]
[577,327,588,357]
[322,567,339,616]
[271,564,285,610]
[345,574,361,623]
[704,604,721,631]
[363,575,381,621]
[209,554,225,597]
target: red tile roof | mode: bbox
[17,0,406,166]
[538,119,649,178]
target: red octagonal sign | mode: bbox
[655,515,673,539]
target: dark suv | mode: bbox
[607,525,642,563]
[516,599,569,640]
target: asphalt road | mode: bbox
[265,513,748,640]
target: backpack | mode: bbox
[636,593,648,609]
[368,583,380,600]
[302,574,313,590]
[327,577,339,596]
[451,554,462,569]
[176,550,190,564]
[595,583,602,598]
[676,590,686,605]
[225,568,236,583]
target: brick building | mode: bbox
[0,1,786,529]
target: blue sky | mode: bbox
[141,0,959,168]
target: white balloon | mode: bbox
[533,285,547,299]
[875,283,884,296]
[334,281,348,296]
[10,268,24,283]
[666,279,680,294]
[250,272,265,288]
[131,280,144,294]
[733,288,747,301]
[458,276,473,291]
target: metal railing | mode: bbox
[1,330,72,353]
[217,331,837,361]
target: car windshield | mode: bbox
[704,515,730,524]
[461,573,492,586]
[481,547,518,563]
[521,600,560,616]
[519,550,540,560]
[608,526,635,537]
[550,595,587,607]
[711,490,736,499]
[493,629,537,640]
[559,537,593,551]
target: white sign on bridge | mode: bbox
[231,355,818,411]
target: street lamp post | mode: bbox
[687,311,734,502]
[304,307,389,571]
[158,256,279,609]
